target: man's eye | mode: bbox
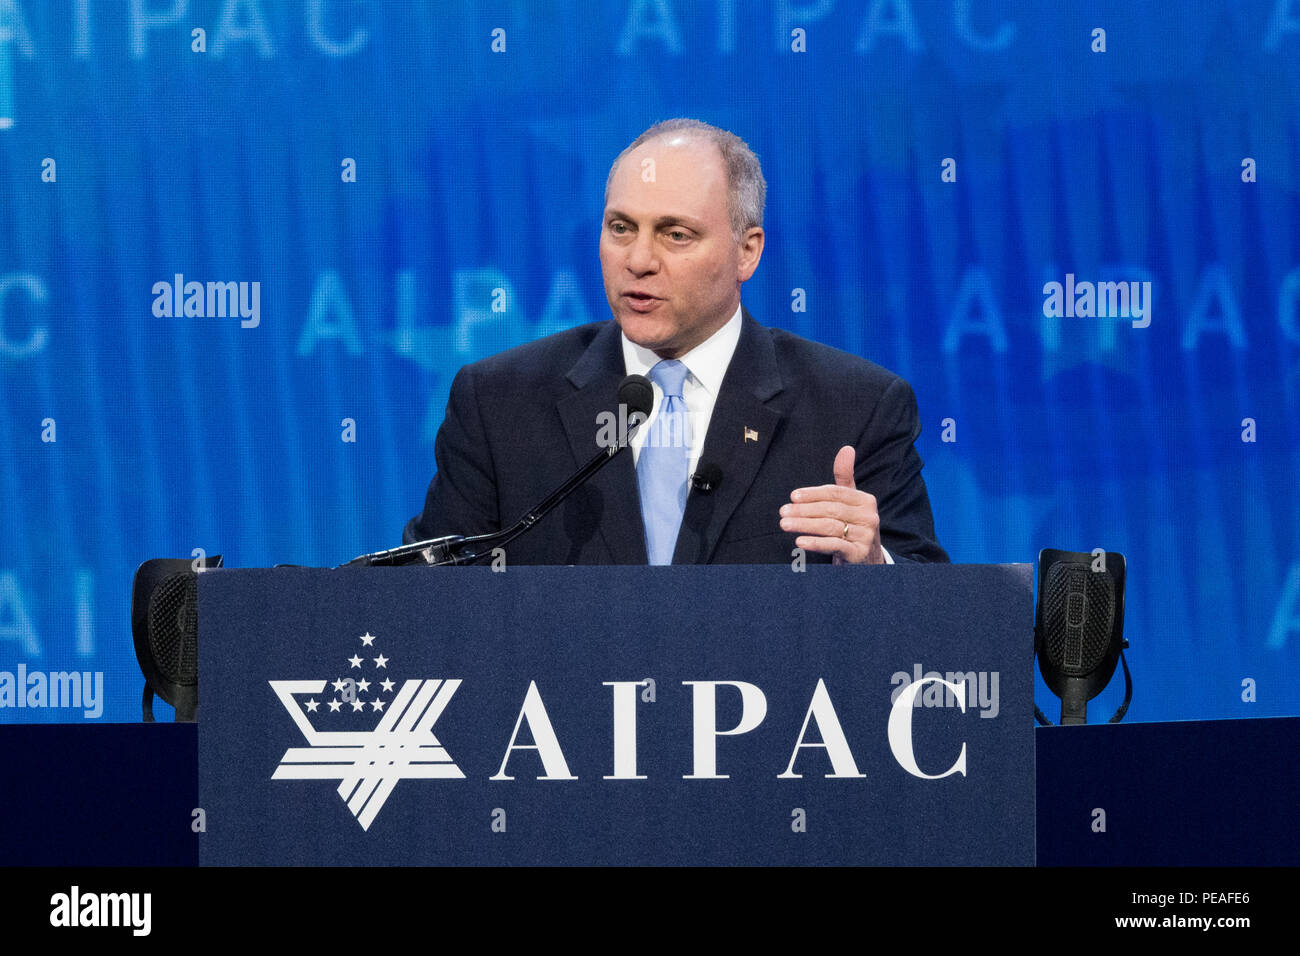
[609,222,629,235]
[667,230,690,242]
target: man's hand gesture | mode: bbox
[780,445,886,565]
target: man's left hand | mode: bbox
[780,445,885,565]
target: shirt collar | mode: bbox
[620,303,743,397]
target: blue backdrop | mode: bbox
[1,0,1298,723]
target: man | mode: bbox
[404,119,947,565]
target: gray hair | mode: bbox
[604,119,766,242]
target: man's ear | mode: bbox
[737,228,765,282]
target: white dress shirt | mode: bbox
[621,303,742,475]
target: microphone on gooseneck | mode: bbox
[618,374,655,429]
[343,375,655,567]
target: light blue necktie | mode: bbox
[637,360,692,565]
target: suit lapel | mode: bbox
[557,321,648,564]
[673,310,783,564]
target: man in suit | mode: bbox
[404,119,947,566]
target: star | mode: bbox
[356,678,371,693]
[373,654,388,669]
[348,655,363,669]
[359,632,376,646]
[351,699,365,712]
[331,678,345,693]
[381,678,394,693]
[328,699,342,713]
[371,698,386,712]
[305,698,319,712]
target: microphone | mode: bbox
[130,555,224,722]
[344,375,654,567]
[1034,549,1131,725]
[618,374,654,431]
[690,462,723,494]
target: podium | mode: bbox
[5,561,1295,867]
[196,564,1035,865]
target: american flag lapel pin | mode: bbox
[744,426,759,443]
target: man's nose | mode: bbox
[626,231,659,275]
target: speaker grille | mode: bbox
[147,572,198,686]
[1042,563,1114,675]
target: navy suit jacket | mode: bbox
[404,311,948,564]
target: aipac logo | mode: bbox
[270,631,463,830]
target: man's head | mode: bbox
[600,119,766,359]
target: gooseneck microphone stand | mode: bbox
[340,375,653,568]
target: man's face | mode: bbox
[600,135,763,359]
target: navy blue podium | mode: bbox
[197,564,1034,865]
[4,563,1300,866]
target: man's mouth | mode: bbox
[622,291,663,313]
